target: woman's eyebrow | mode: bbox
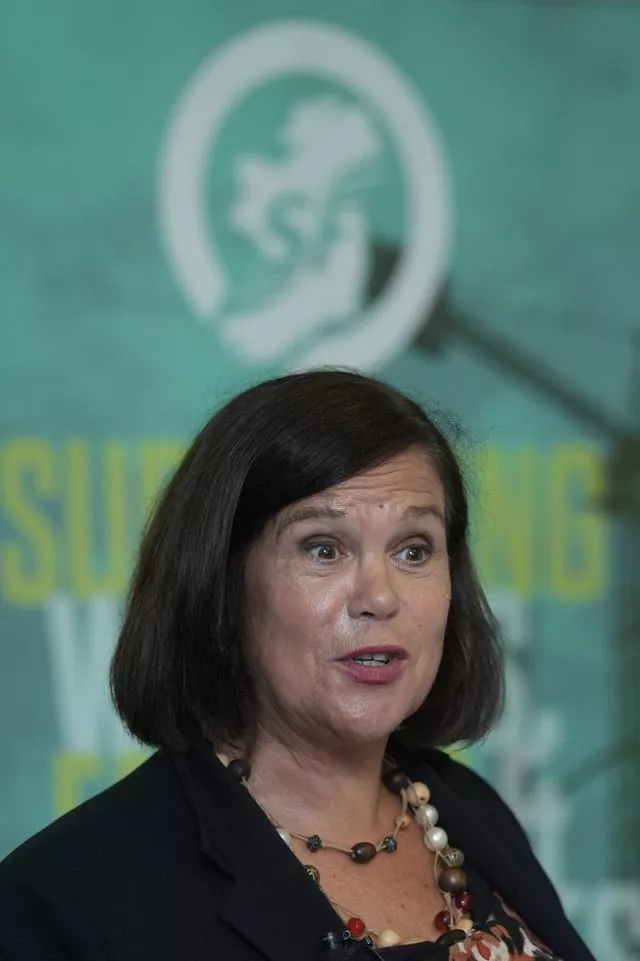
[276,506,346,537]
[400,504,445,526]
[276,502,444,538]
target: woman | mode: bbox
[0,371,595,961]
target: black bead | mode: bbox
[381,835,398,853]
[383,768,410,795]
[227,758,251,781]
[351,841,377,864]
[436,929,467,948]
[306,834,323,852]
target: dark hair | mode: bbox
[111,369,502,752]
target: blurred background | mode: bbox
[1,0,639,956]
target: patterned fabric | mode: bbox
[448,898,561,960]
[379,893,562,960]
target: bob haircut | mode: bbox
[111,370,502,752]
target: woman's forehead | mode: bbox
[275,451,446,532]
[319,450,441,498]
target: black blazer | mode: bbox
[0,741,596,961]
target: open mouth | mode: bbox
[340,646,408,665]
[337,648,407,684]
[351,653,398,666]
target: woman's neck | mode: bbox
[236,726,395,844]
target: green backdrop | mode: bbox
[1,2,639,956]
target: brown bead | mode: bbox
[351,841,377,864]
[383,768,410,795]
[438,867,468,894]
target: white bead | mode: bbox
[415,803,439,827]
[376,929,402,947]
[424,826,448,851]
[406,781,431,806]
[277,828,292,847]
[423,804,439,826]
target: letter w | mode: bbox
[44,593,133,753]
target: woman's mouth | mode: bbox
[336,647,407,685]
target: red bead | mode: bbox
[454,892,472,912]
[435,911,452,934]
[347,917,366,938]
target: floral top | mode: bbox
[447,897,561,960]
[378,873,562,960]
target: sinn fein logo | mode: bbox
[158,20,451,371]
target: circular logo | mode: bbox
[158,20,452,372]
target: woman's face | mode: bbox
[244,447,451,748]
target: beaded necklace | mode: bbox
[221,755,474,951]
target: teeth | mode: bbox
[353,654,393,664]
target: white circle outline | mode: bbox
[158,19,451,370]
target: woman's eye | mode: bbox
[307,542,340,562]
[397,543,433,565]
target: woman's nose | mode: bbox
[348,555,399,619]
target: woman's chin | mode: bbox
[331,706,411,746]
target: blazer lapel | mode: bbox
[220,819,346,961]
[173,741,344,961]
